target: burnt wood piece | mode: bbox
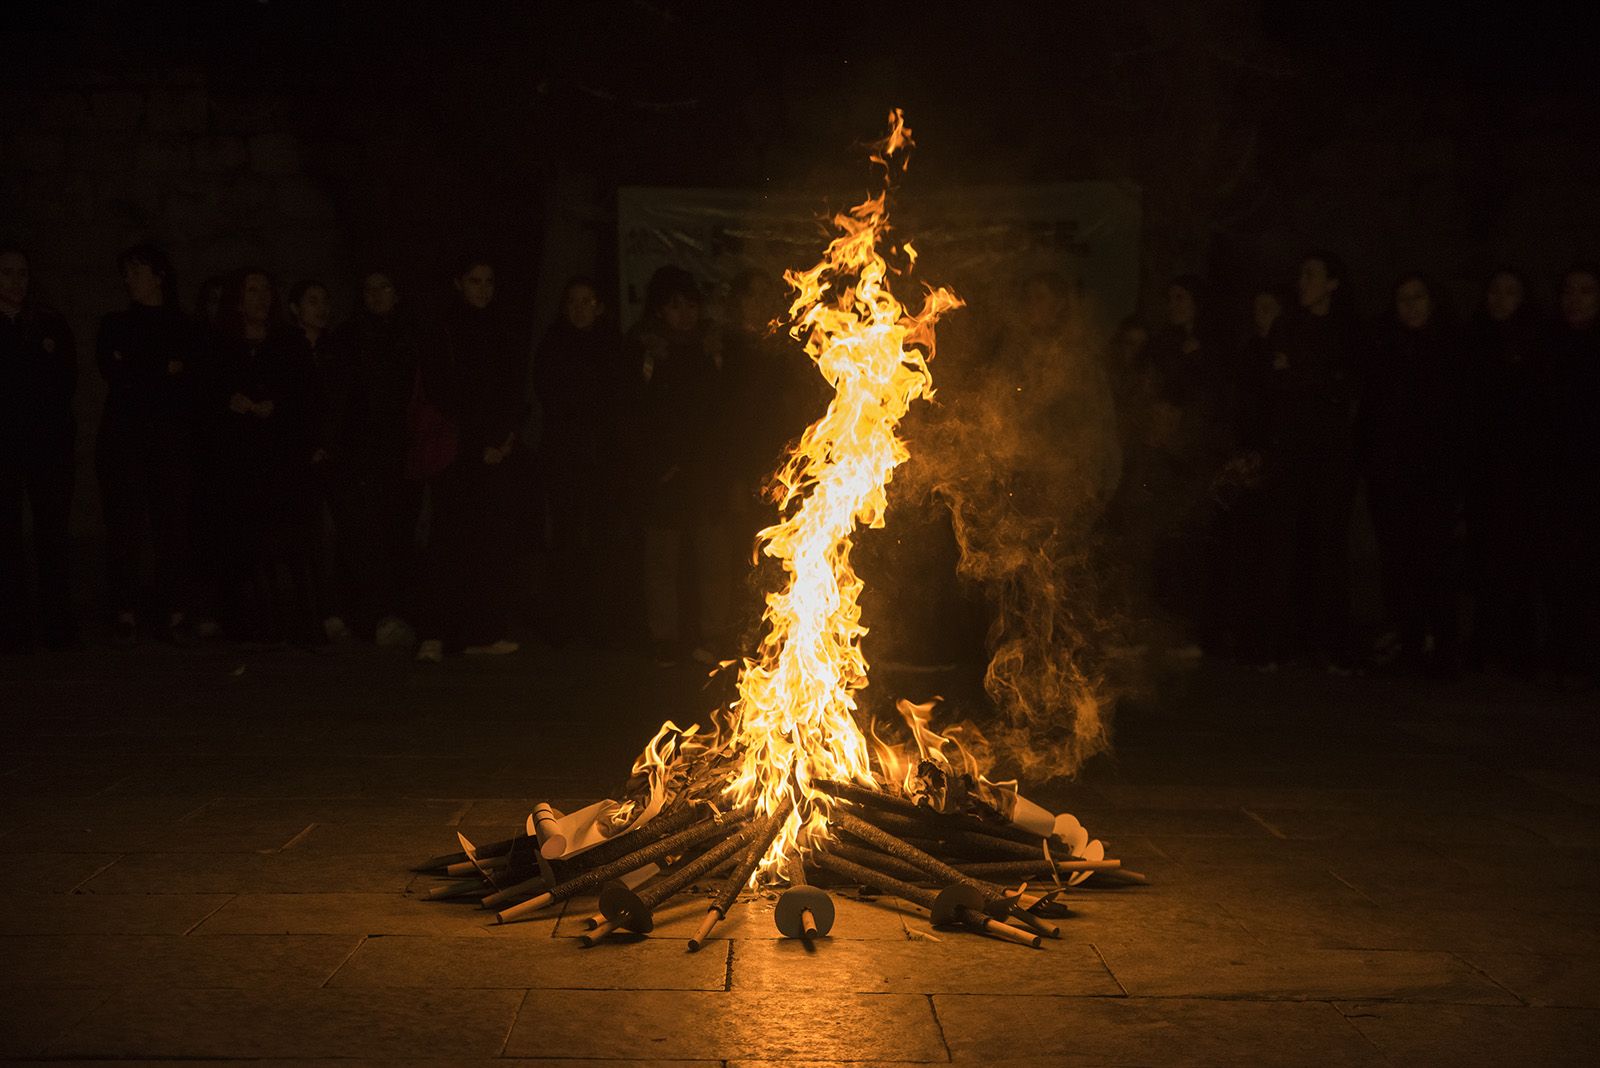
[817,780,1050,847]
[688,796,795,951]
[811,851,1040,948]
[496,814,739,923]
[586,824,760,944]
[481,802,710,908]
[853,808,1049,860]
[953,858,1122,879]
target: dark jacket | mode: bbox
[1,303,76,460]
[718,323,824,493]
[532,317,625,478]
[1539,318,1600,540]
[1357,316,1470,501]
[1258,306,1360,461]
[328,310,423,480]
[628,317,725,519]
[95,303,200,437]
[437,302,529,460]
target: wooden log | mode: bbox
[817,780,1051,847]
[687,796,794,952]
[481,802,708,908]
[953,858,1122,879]
[593,823,759,939]
[496,815,738,924]
[811,851,1040,948]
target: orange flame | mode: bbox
[721,109,961,880]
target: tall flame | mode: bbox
[721,109,961,879]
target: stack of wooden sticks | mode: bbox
[416,780,1144,950]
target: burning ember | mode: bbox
[420,110,1143,948]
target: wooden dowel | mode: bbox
[481,803,710,908]
[953,859,1121,879]
[687,796,793,952]
[497,815,735,924]
[817,780,1049,847]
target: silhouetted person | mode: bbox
[285,279,350,641]
[95,242,199,643]
[1540,262,1600,680]
[211,269,320,644]
[629,266,731,665]
[1358,274,1469,675]
[531,276,625,644]
[1251,252,1361,667]
[415,257,530,661]
[1141,275,1231,651]
[327,269,424,645]
[719,269,829,607]
[1464,269,1543,673]
[0,246,77,650]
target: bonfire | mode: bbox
[418,110,1142,948]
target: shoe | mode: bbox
[375,616,414,647]
[464,639,519,656]
[415,639,444,663]
[323,616,351,642]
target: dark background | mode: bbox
[4,0,1598,539]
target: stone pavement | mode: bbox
[2,642,1598,1065]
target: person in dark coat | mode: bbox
[1139,275,1233,652]
[1463,269,1543,673]
[718,268,828,597]
[628,265,731,666]
[530,276,629,644]
[1248,251,1362,668]
[1358,274,1470,675]
[209,269,320,644]
[0,246,77,650]
[1539,262,1600,680]
[285,279,349,641]
[414,257,530,661]
[95,242,200,644]
[325,269,425,645]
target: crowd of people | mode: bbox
[1109,254,1599,682]
[1,239,1597,684]
[0,243,820,667]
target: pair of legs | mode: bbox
[0,451,75,648]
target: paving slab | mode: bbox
[0,893,231,935]
[0,988,117,1057]
[0,819,312,854]
[1337,1001,1600,1067]
[78,850,420,894]
[328,933,727,989]
[194,891,558,937]
[42,987,526,1059]
[1464,953,1600,1007]
[733,936,1121,995]
[0,934,360,988]
[503,989,947,1061]
[0,853,121,893]
[182,797,472,825]
[934,993,1382,1065]
[1097,942,1516,1002]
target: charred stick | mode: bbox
[855,808,1052,860]
[415,832,527,872]
[424,876,495,900]
[688,796,795,951]
[830,837,1059,939]
[812,851,1040,948]
[482,803,709,908]
[496,814,737,924]
[835,811,1012,910]
[585,824,759,944]
[818,780,1050,847]
[953,858,1122,879]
